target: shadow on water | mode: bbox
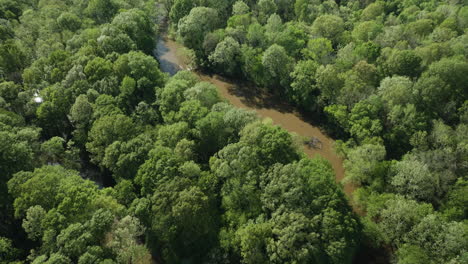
[214,75,295,114]
[154,37,182,76]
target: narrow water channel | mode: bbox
[154,36,355,197]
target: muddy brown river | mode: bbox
[154,35,355,197]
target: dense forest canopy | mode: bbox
[0,0,466,263]
[166,0,468,262]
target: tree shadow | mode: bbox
[208,74,295,114]
[154,38,182,76]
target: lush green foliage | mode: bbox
[0,0,363,263]
[1,0,467,263]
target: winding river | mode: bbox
[154,35,355,197]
